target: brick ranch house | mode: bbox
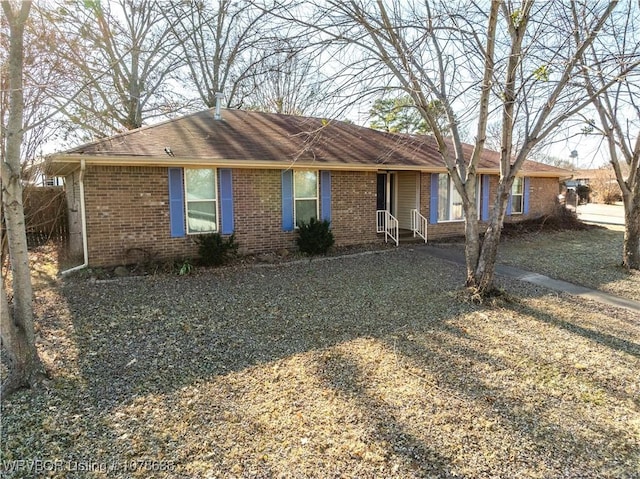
[47,108,567,269]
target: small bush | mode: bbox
[601,191,622,204]
[296,218,335,256]
[178,259,193,275]
[195,233,239,267]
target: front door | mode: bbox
[396,171,419,229]
[376,173,396,215]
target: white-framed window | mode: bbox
[185,168,217,234]
[44,176,64,187]
[511,177,524,215]
[438,174,464,221]
[294,170,318,227]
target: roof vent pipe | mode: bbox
[214,92,224,120]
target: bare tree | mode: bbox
[162,0,276,110]
[282,0,624,296]
[1,5,71,176]
[589,166,623,204]
[576,1,640,269]
[44,0,188,140]
[242,42,332,116]
[1,0,45,395]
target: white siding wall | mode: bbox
[397,172,418,229]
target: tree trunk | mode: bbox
[1,277,42,394]
[622,190,640,270]
[463,201,481,286]
[466,181,510,296]
[1,0,45,395]
[472,217,505,294]
[1,165,44,394]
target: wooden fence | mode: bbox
[23,186,68,247]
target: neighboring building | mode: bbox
[22,161,64,187]
[47,108,567,268]
[568,168,624,204]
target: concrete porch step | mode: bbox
[377,229,427,244]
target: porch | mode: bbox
[376,171,428,246]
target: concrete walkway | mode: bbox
[418,245,640,313]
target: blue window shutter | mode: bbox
[429,173,439,224]
[219,168,234,234]
[481,175,490,221]
[168,168,185,237]
[282,170,294,231]
[523,177,531,214]
[506,182,513,215]
[320,170,331,223]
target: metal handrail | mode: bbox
[376,209,386,233]
[411,209,428,243]
[376,209,399,246]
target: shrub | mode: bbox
[178,259,193,275]
[601,191,622,205]
[195,233,239,267]
[296,218,334,256]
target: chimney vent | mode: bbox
[214,92,224,120]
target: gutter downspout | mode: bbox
[61,159,88,275]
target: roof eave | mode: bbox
[47,154,567,177]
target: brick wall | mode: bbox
[83,166,195,267]
[78,166,560,267]
[331,170,379,246]
[526,177,560,217]
[226,169,379,254]
[418,173,560,240]
[232,169,295,254]
[81,166,382,266]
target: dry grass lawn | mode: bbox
[1,232,639,478]
[498,225,640,302]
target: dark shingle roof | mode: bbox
[50,108,568,176]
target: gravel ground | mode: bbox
[2,244,639,478]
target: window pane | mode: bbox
[295,199,317,227]
[186,169,216,201]
[187,201,217,233]
[512,177,523,195]
[512,195,523,214]
[451,186,464,220]
[294,171,317,198]
[438,174,449,220]
[511,178,523,214]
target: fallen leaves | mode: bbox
[1,242,639,478]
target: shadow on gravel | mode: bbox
[498,227,639,299]
[376,318,638,476]
[4,245,639,478]
[316,350,469,478]
[517,301,640,359]
[502,297,640,410]
[62,250,471,409]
